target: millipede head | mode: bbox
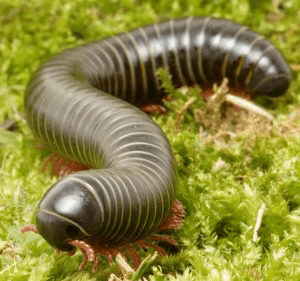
[36,177,103,251]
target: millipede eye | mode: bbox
[66,225,80,238]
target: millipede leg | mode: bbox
[157,199,185,230]
[19,225,39,234]
[41,152,89,177]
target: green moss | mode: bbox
[0,0,300,280]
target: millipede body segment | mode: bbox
[24,17,291,253]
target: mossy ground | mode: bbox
[0,0,300,280]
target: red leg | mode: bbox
[19,225,38,234]
[41,152,89,177]
[202,87,252,100]
[135,96,168,114]
[157,199,185,230]
[147,235,178,246]
[125,245,141,269]
[134,240,167,256]
[68,240,95,270]
[138,104,167,114]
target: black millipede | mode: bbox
[22,16,291,269]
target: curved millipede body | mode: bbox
[24,17,291,252]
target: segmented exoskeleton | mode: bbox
[24,17,291,254]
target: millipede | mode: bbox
[22,16,291,270]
